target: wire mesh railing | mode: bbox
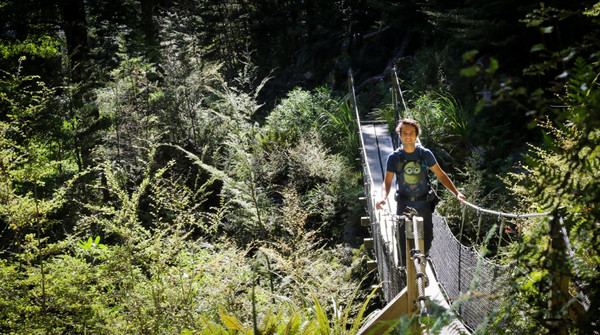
[455,198,591,312]
[429,212,510,331]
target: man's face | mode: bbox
[400,124,417,145]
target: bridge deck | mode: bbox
[359,122,399,264]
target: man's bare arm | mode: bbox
[430,163,466,202]
[376,171,396,209]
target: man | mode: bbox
[375,118,466,265]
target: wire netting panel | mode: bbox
[430,212,508,331]
[372,222,406,302]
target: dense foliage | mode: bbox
[1,0,599,334]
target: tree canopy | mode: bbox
[1,0,599,333]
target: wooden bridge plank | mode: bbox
[359,122,392,188]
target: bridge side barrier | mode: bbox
[429,212,509,331]
[409,214,429,316]
[348,69,406,302]
[457,197,589,310]
[432,193,590,331]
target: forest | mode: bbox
[0,0,599,334]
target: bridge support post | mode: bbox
[406,215,425,315]
[547,213,570,335]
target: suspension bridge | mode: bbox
[346,69,589,334]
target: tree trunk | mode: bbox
[57,0,108,200]
[139,0,162,64]
[57,0,101,170]
[58,0,92,86]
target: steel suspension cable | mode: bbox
[456,194,551,218]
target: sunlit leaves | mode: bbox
[460,65,479,77]
[0,36,61,60]
[461,50,479,63]
[584,2,600,16]
[505,52,600,335]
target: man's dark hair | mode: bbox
[396,118,421,136]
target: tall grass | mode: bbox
[319,100,359,164]
[408,91,471,150]
[202,279,382,334]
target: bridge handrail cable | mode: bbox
[459,196,551,219]
[348,70,376,201]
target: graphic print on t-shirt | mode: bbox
[390,146,437,200]
[403,161,421,184]
[398,160,427,198]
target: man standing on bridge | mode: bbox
[375,118,466,265]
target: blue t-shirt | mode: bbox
[385,145,437,198]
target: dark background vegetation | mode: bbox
[1,0,599,333]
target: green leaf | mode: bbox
[530,44,545,53]
[148,90,163,102]
[78,237,92,250]
[475,99,487,113]
[462,50,479,63]
[521,271,543,291]
[311,289,330,335]
[486,58,499,74]
[460,65,479,77]
[220,313,245,331]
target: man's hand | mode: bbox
[456,192,466,204]
[376,199,386,210]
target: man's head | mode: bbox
[396,118,421,137]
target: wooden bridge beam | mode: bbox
[357,216,426,335]
[367,260,378,271]
[405,215,425,316]
[357,288,410,335]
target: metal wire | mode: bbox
[458,196,551,219]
